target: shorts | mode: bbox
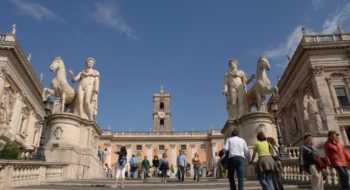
[116,165,126,178]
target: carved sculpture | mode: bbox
[69,57,100,120]
[303,89,322,132]
[42,57,75,112]
[0,84,16,125]
[247,56,278,111]
[223,59,255,119]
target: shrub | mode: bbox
[0,142,20,159]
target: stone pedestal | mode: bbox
[43,113,104,179]
[222,112,277,147]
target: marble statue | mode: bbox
[42,57,75,112]
[223,59,255,119]
[303,89,322,132]
[247,56,278,112]
[0,84,15,125]
[69,57,100,120]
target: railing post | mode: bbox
[38,164,46,184]
[2,164,14,190]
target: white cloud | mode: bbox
[312,0,326,10]
[322,2,350,34]
[276,63,287,69]
[10,0,64,22]
[264,26,304,59]
[265,1,350,60]
[89,1,137,40]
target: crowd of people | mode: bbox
[104,129,350,190]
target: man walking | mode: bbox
[177,150,186,182]
[223,129,250,190]
[141,156,151,180]
[129,155,138,180]
[213,152,219,178]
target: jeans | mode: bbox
[143,168,149,179]
[272,171,284,190]
[334,166,349,190]
[227,156,245,190]
[258,170,273,190]
[154,166,159,178]
[193,167,200,181]
[178,165,185,181]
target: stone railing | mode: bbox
[303,33,350,43]
[102,129,223,137]
[0,160,68,190]
[281,146,350,188]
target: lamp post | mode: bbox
[33,100,52,160]
[270,98,288,159]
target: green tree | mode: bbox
[0,142,20,159]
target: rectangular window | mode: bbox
[159,145,165,150]
[136,145,142,151]
[181,144,187,150]
[200,143,206,150]
[335,87,350,107]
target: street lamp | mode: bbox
[33,100,52,160]
[270,98,288,159]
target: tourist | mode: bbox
[141,156,150,180]
[249,132,276,190]
[115,146,127,188]
[152,155,160,178]
[160,152,169,183]
[324,130,350,190]
[177,150,186,182]
[192,153,201,182]
[213,152,219,178]
[299,133,323,190]
[129,155,138,180]
[267,137,284,190]
[224,129,250,190]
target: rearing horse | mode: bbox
[247,56,278,111]
[42,57,75,112]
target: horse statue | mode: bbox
[247,56,278,112]
[42,57,75,112]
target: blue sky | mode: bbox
[1,0,349,132]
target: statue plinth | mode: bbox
[222,112,277,147]
[43,113,104,179]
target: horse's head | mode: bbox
[50,57,64,72]
[257,56,270,71]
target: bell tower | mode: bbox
[153,85,171,132]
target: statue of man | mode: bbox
[303,89,322,132]
[223,59,255,119]
[69,57,100,120]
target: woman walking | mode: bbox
[267,137,284,190]
[115,146,127,188]
[249,132,276,190]
[152,155,160,178]
[324,130,350,190]
[192,153,201,182]
[160,153,169,183]
[300,133,323,190]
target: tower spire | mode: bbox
[160,85,164,93]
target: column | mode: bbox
[190,144,196,176]
[0,68,5,96]
[211,141,217,168]
[170,144,176,168]
[340,127,350,145]
[126,144,132,165]
[146,144,152,160]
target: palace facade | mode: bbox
[0,25,45,151]
[99,86,225,175]
[275,26,350,146]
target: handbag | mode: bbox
[302,145,327,172]
[268,143,279,160]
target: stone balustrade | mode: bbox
[280,147,350,188]
[102,129,222,137]
[303,33,350,43]
[0,160,68,190]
